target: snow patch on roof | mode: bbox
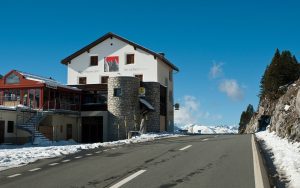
[17,70,80,91]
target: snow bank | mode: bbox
[256,131,300,188]
[0,133,180,171]
[179,124,238,134]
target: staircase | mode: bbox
[17,111,51,144]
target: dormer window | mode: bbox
[90,56,98,66]
[126,54,134,64]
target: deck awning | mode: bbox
[139,98,155,111]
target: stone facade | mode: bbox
[107,77,140,140]
[143,82,161,132]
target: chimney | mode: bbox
[158,52,165,57]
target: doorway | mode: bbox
[81,117,103,143]
[0,121,5,143]
[66,124,72,140]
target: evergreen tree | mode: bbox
[238,104,254,133]
[259,49,300,100]
[0,74,3,79]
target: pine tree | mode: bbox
[259,49,300,100]
[0,74,3,79]
[238,104,254,133]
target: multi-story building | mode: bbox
[0,32,179,144]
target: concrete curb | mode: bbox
[252,134,270,188]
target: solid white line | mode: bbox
[49,163,59,166]
[62,159,70,163]
[109,170,147,188]
[202,138,209,141]
[252,134,264,188]
[28,168,41,172]
[179,145,192,151]
[8,174,21,178]
[75,156,82,159]
[95,151,102,154]
[86,153,92,156]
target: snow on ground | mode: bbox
[0,133,181,171]
[256,131,300,188]
[179,124,238,134]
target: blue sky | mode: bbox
[1,0,299,126]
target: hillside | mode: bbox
[245,79,300,141]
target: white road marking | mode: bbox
[62,159,70,163]
[86,153,92,156]
[202,138,209,141]
[109,170,147,188]
[49,163,59,166]
[103,149,108,152]
[111,147,117,150]
[28,168,41,172]
[179,145,192,151]
[95,151,102,154]
[251,134,264,188]
[8,174,21,178]
[75,156,82,159]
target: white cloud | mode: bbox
[209,62,223,79]
[174,96,200,125]
[219,79,244,101]
[174,95,223,126]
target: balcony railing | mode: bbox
[0,96,22,108]
[0,96,80,111]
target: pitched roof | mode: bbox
[61,32,179,71]
[17,70,81,91]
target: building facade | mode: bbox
[0,32,179,144]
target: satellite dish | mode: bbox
[174,103,180,110]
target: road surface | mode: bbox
[0,134,263,188]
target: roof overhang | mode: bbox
[60,32,179,72]
[139,98,155,112]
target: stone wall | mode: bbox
[107,77,140,140]
[143,82,161,132]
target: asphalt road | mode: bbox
[0,135,257,188]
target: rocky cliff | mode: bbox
[246,80,300,142]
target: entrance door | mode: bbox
[66,124,72,140]
[82,117,103,143]
[0,121,5,144]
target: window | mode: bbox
[101,76,109,84]
[169,70,173,81]
[79,77,87,84]
[6,73,20,84]
[114,88,122,97]
[126,54,134,64]
[90,56,98,66]
[7,121,14,133]
[135,75,143,81]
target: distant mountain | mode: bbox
[176,124,238,134]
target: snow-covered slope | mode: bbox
[178,124,238,134]
[256,130,300,188]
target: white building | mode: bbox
[61,32,179,139]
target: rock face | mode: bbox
[246,80,300,142]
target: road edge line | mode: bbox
[251,134,270,188]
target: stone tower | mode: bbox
[107,77,140,140]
